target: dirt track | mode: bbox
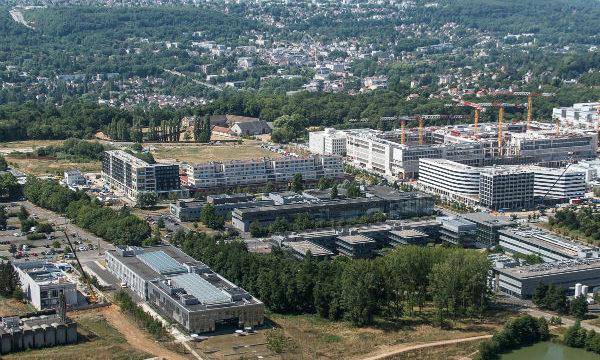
[75,305,188,360]
[357,334,492,360]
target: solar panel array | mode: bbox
[171,273,232,305]
[137,251,188,276]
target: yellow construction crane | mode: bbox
[473,102,528,157]
[495,91,554,130]
[398,114,470,145]
[445,101,486,131]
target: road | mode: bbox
[164,69,223,92]
[357,335,493,360]
[522,308,600,332]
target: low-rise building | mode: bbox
[232,188,434,232]
[438,216,478,247]
[388,229,430,246]
[14,261,78,311]
[494,258,600,298]
[498,227,598,262]
[63,170,86,187]
[106,245,264,333]
[283,241,333,259]
[336,234,378,258]
[461,212,514,247]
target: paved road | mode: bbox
[522,308,600,332]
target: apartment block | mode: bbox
[308,128,347,155]
[182,155,343,189]
[102,150,180,199]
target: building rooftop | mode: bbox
[461,212,513,228]
[337,234,376,245]
[499,227,597,258]
[171,273,232,305]
[14,261,73,286]
[284,241,333,257]
[497,258,600,279]
[390,229,429,239]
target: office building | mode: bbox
[232,187,434,232]
[102,150,180,199]
[106,245,264,333]
[182,155,343,189]
[418,158,480,205]
[336,234,378,258]
[309,128,347,155]
[479,167,534,210]
[553,102,600,130]
[527,166,586,201]
[388,229,430,246]
[461,212,514,247]
[14,261,78,311]
[170,194,274,221]
[284,241,333,259]
[438,216,478,247]
[498,227,598,262]
[494,258,600,298]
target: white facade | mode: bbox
[553,102,599,130]
[418,159,480,204]
[527,166,586,200]
[63,170,86,186]
[308,128,347,155]
[14,261,78,311]
[183,155,344,189]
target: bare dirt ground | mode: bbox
[75,305,189,360]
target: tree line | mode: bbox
[476,315,549,360]
[549,206,600,242]
[23,177,150,245]
[174,231,491,326]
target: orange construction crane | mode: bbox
[445,101,486,130]
[494,91,554,130]
[473,102,528,157]
[398,114,470,145]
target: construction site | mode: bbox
[310,94,599,180]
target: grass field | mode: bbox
[0,297,34,317]
[5,155,101,176]
[151,142,280,163]
[267,311,509,360]
[0,140,64,152]
[3,313,150,360]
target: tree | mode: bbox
[0,173,20,200]
[346,182,361,198]
[564,321,587,348]
[156,217,165,229]
[0,155,7,171]
[317,176,331,190]
[200,203,224,230]
[532,282,548,307]
[330,184,338,199]
[265,329,293,354]
[0,206,6,230]
[249,221,266,237]
[291,173,304,192]
[194,116,211,143]
[570,295,588,319]
[0,262,20,298]
[136,192,157,209]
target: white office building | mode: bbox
[14,261,78,311]
[308,128,347,155]
[182,155,344,189]
[418,159,480,205]
[553,102,599,130]
[527,166,586,200]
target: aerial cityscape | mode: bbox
[3,0,600,359]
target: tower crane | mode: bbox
[492,91,554,130]
[474,102,528,157]
[398,114,471,145]
[445,101,486,130]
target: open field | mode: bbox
[3,312,150,360]
[151,142,280,163]
[0,140,64,154]
[189,310,513,360]
[5,155,101,176]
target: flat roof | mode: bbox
[499,227,596,258]
[390,229,429,239]
[337,234,376,245]
[461,212,513,228]
[285,241,333,257]
[497,258,600,279]
[171,272,232,305]
[137,251,188,276]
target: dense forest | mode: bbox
[175,230,491,326]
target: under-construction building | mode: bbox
[316,122,597,179]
